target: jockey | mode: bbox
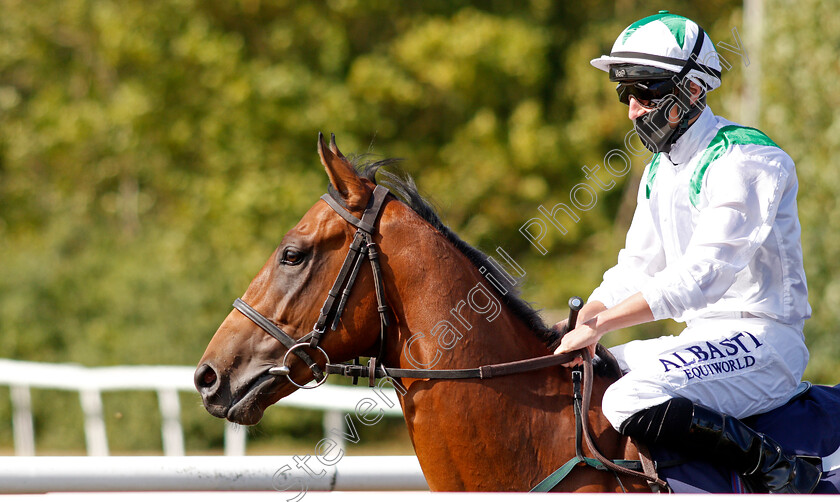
[554,12,821,493]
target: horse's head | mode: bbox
[195,133,391,425]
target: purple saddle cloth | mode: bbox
[652,383,840,493]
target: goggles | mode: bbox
[615,79,679,107]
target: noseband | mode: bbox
[232,184,391,389]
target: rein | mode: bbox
[325,352,582,380]
[231,182,667,490]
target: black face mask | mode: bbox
[633,78,703,154]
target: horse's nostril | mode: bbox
[195,364,218,389]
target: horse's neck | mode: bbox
[384,227,547,369]
[377,212,641,491]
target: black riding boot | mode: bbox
[621,397,822,493]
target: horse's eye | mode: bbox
[281,248,305,265]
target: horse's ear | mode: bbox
[329,133,346,160]
[318,132,367,209]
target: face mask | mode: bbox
[633,78,700,154]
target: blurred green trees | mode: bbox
[760,0,840,383]
[1,0,837,453]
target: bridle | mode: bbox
[232,184,392,389]
[232,183,586,388]
[229,181,667,489]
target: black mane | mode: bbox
[334,156,561,349]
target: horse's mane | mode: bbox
[331,156,561,349]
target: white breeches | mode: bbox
[602,317,809,430]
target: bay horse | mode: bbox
[195,134,651,492]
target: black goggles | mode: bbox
[615,79,679,107]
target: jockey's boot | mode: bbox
[688,403,822,493]
[621,398,822,493]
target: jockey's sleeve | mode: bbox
[640,146,795,321]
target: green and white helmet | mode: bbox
[591,11,722,91]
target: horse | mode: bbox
[193,133,659,492]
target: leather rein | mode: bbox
[231,183,666,489]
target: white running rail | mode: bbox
[0,359,402,456]
[0,455,428,492]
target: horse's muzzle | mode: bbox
[194,362,229,419]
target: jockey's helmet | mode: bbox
[590,11,722,91]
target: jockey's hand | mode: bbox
[552,300,606,366]
[554,318,601,367]
[552,294,654,367]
